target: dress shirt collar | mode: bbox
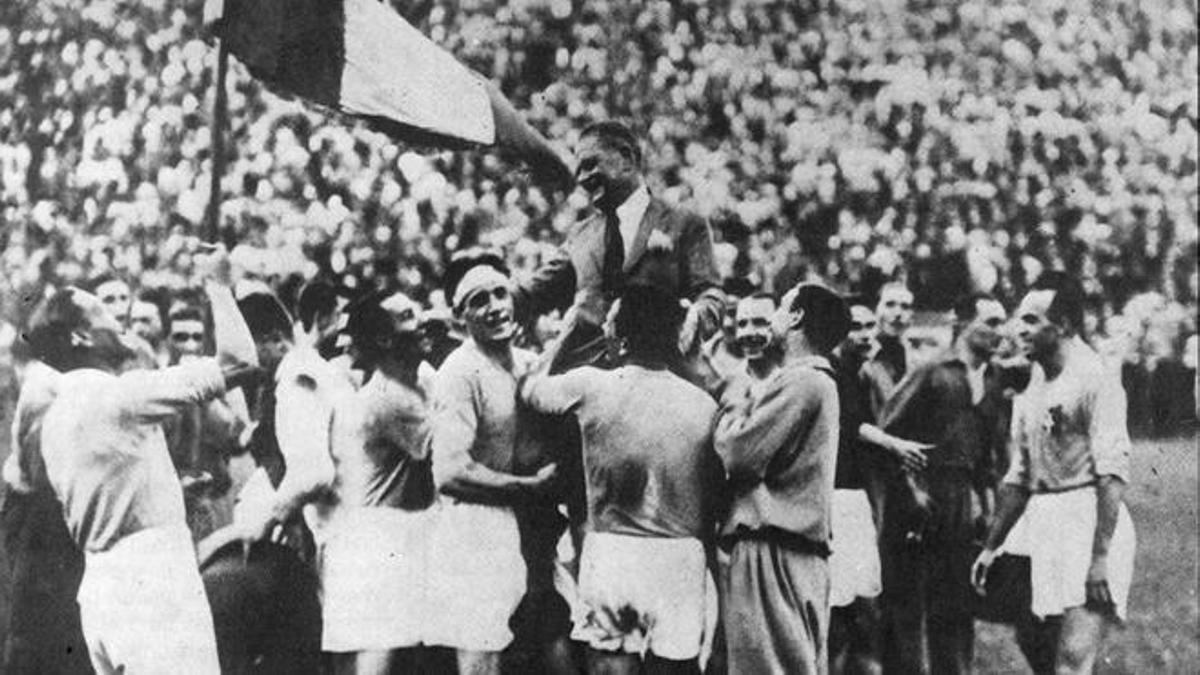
[615,184,651,256]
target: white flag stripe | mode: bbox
[341,0,495,146]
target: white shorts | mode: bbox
[78,526,220,675]
[318,507,433,651]
[424,501,526,652]
[574,532,708,661]
[1026,487,1136,621]
[829,489,882,607]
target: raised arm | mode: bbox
[677,214,725,353]
[197,246,260,386]
[512,250,576,328]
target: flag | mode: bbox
[204,0,572,190]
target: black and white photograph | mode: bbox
[0,0,1196,673]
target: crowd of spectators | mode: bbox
[0,0,1196,429]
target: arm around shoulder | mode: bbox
[714,368,814,483]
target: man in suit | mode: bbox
[503,120,726,673]
[515,120,726,374]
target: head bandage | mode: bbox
[453,265,510,311]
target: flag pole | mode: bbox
[206,40,230,244]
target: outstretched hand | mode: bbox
[891,438,933,473]
[525,462,559,492]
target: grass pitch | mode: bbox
[975,435,1199,674]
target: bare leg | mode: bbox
[544,635,580,675]
[1054,607,1106,675]
[329,650,400,675]
[457,649,502,675]
[356,650,400,675]
[587,649,640,675]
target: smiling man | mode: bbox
[426,262,558,675]
[734,292,780,382]
[973,273,1136,675]
[513,120,724,373]
[714,282,850,674]
[309,291,437,675]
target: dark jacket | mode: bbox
[515,196,724,373]
[877,351,1007,492]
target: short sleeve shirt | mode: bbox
[332,372,433,510]
[525,364,719,538]
[1004,339,1132,492]
[430,340,537,486]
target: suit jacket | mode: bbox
[515,196,724,372]
[862,334,909,421]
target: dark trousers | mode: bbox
[506,501,576,673]
[723,537,830,675]
[0,488,92,674]
[879,468,975,675]
[829,597,883,675]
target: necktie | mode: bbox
[602,210,625,299]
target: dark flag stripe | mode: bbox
[205,0,572,189]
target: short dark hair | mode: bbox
[343,292,393,361]
[238,292,294,340]
[137,288,171,328]
[85,272,129,294]
[843,293,873,311]
[344,292,421,365]
[296,279,340,332]
[25,288,88,371]
[580,120,642,165]
[788,283,851,354]
[875,281,912,306]
[721,277,758,299]
[615,283,684,362]
[737,291,777,309]
[953,292,999,325]
[1031,271,1085,335]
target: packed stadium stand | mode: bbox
[0,0,1196,430]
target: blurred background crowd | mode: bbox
[0,0,1196,435]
